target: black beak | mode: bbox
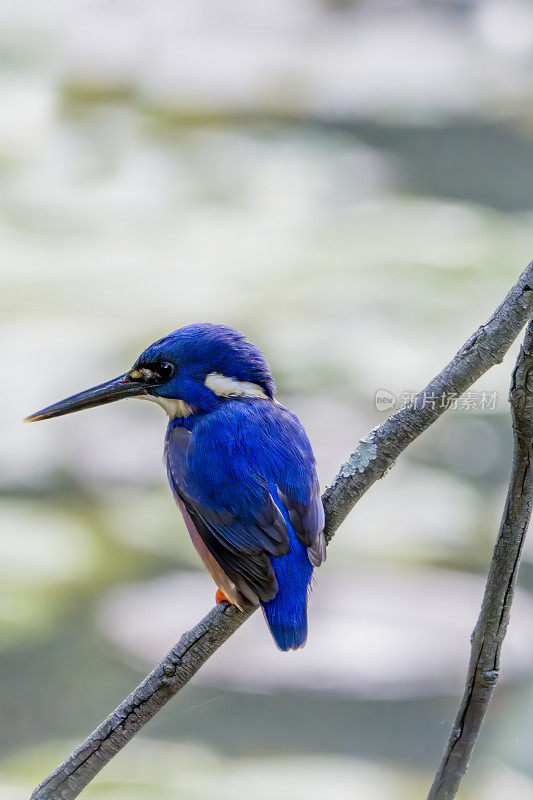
[24,374,146,422]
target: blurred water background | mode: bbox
[2,1,533,798]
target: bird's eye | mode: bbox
[128,361,176,384]
[157,361,176,382]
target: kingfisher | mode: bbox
[25,324,325,650]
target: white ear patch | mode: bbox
[138,395,194,418]
[205,372,268,400]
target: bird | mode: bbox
[25,323,326,650]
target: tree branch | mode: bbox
[31,265,533,800]
[427,320,533,800]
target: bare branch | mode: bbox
[31,265,533,800]
[427,320,533,800]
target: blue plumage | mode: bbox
[26,323,326,651]
[264,487,313,650]
[165,397,324,649]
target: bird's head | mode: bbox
[25,323,276,422]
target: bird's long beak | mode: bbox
[24,374,146,422]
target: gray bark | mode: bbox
[31,265,533,800]
[427,320,533,800]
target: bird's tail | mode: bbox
[262,524,313,651]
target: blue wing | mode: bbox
[165,400,325,610]
[166,420,288,606]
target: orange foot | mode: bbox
[215,589,232,605]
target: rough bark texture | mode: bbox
[427,320,533,800]
[31,265,533,800]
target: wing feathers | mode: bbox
[184,501,279,605]
[278,489,326,567]
[185,494,289,557]
[165,401,325,607]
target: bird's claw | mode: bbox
[215,589,231,605]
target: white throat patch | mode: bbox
[138,394,194,419]
[204,372,268,400]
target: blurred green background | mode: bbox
[2,1,533,798]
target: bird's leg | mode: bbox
[215,589,231,605]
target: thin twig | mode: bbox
[427,320,533,800]
[31,265,533,800]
